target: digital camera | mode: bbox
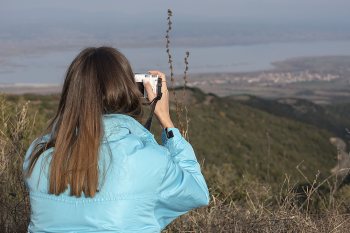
[134,73,159,98]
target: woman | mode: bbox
[22,46,210,233]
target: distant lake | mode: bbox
[2,40,350,84]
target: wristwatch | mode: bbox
[165,127,174,139]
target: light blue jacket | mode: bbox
[23,113,210,233]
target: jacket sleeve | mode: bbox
[154,127,210,229]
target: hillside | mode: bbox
[157,88,337,184]
[228,94,350,141]
[6,87,340,188]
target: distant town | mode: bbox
[186,71,340,87]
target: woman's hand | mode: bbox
[143,70,174,129]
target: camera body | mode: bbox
[134,73,159,98]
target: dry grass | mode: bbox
[163,163,350,233]
[164,196,350,233]
[0,95,32,232]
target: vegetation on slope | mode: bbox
[230,94,350,140]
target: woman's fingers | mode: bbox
[143,80,156,102]
[148,70,168,91]
[148,70,165,79]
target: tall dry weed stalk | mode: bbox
[165,9,190,140]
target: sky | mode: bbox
[1,0,350,23]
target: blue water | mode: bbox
[2,40,350,84]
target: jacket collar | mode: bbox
[102,113,157,144]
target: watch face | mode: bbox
[165,128,174,139]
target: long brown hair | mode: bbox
[24,46,144,197]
